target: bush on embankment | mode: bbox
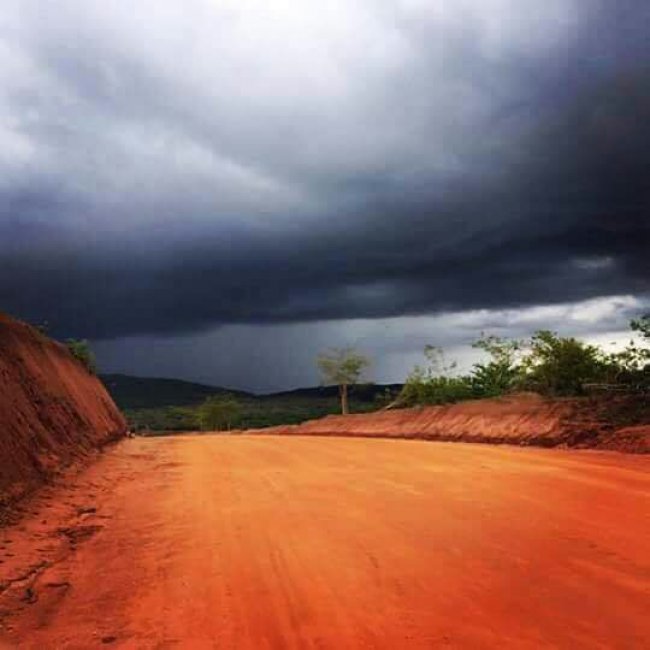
[398,317,650,408]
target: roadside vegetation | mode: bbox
[27,318,97,375]
[197,396,241,431]
[100,313,648,432]
[65,338,97,374]
[27,319,97,375]
[317,347,370,414]
[120,388,387,433]
[399,316,649,406]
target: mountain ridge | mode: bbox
[100,373,402,410]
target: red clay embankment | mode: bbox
[247,393,650,453]
[0,313,126,506]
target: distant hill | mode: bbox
[265,383,404,403]
[100,374,252,410]
[100,374,404,431]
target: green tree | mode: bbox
[470,334,523,397]
[607,315,650,389]
[399,345,473,406]
[65,339,97,374]
[631,314,650,340]
[197,396,241,431]
[521,330,606,396]
[317,347,370,414]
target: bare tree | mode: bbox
[317,348,370,415]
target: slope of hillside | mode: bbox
[0,313,127,506]
[246,393,650,453]
[101,374,401,431]
[261,383,403,402]
[100,374,252,409]
[101,375,400,409]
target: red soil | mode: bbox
[0,313,126,507]
[599,425,650,453]
[1,435,648,648]
[248,393,650,453]
[1,312,647,647]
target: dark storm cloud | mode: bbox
[1,0,648,340]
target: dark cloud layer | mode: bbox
[1,0,648,342]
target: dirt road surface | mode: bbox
[1,435,648,649]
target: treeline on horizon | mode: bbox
[122,314,649,433]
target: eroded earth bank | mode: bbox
[245,392,650,453]
[0,312,126,508]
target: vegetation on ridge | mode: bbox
[317,347,371,415]
[399,316,650,407]
[99,314,649,432]
[65,339,97,374]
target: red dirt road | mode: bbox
[1,436,649,649]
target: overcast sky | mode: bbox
[1,1,648,392]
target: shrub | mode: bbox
[197,396,241,431]
[470,334,523,397]
[520,330,607,396]
[399,346,473,406]
[65,339,97,374]
[606,315,650,390]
